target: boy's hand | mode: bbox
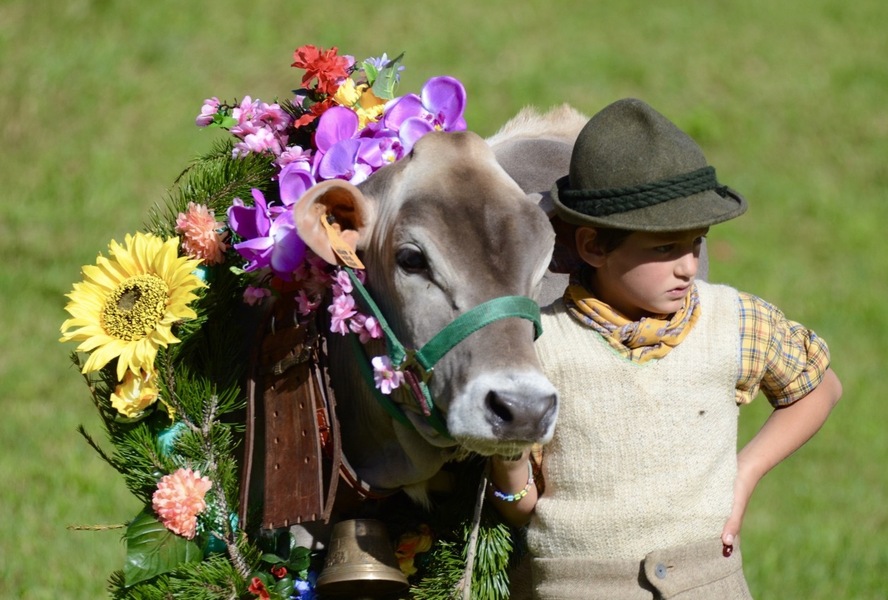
[722,467,757,548]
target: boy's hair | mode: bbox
[590,227,632,253]
[549,220,631,273]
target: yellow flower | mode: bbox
[60,232,205,381]
[356,86,387,128]
[333,80,388,128]
[332,77,362,107]
[110,368,160,418]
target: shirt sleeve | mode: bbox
[736,291,831,407]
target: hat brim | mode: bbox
[551,186,747,232]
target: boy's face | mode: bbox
[578,227,708,321]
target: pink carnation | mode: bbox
[152,468,213,539]
[175,202,229,265]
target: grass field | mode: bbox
[2,1,886,597]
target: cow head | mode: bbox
[294,130,558,460]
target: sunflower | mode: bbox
[60,232,205,381]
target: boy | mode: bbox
[489,98,842,599]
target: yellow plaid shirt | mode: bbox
[735,291,830,406]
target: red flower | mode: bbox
[292,45,350,96]
[271,564,288,579]
[248,576,271,599]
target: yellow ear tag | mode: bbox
[320,213,365,270]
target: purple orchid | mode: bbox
[382,76,467,152]
[227,188,307,279]
[313,106,389,184]
[278,159,316,207]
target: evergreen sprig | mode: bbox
[145,139,277,239]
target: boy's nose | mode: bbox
[675,251,698,278]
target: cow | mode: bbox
[291,105,589,504]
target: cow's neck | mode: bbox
[325,330,453,493]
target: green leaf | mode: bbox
[361,60,380,86]
[287,545,311,572]
[260,552,286,565]
[210,114,238,129]
[371,52,405,100]
[124,508,203,587]
[273,576,295,596]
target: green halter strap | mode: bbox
[345,267,543,437]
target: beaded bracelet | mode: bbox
[489,460,534,502]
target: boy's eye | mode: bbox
[653,244,674,254]
[694,235,707,246]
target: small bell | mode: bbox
[315,518,409,598]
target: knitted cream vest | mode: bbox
[527,281,741,561]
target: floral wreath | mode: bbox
[60,45,516,599]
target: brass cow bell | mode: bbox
[315,519,409,597]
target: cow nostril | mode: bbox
[486,391,515,424]
[485,389,557,440]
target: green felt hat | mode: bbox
[551,98,747,231]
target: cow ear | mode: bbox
[293,179,375,265]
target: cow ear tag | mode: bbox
[320,213,365,270]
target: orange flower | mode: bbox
[292,97,337,129]
[152,468,212,539]
[175,202,229,265]
[395,524,433,577]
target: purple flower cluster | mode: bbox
[200,75,466,282]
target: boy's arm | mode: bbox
[488,450,539,527]
[722,367,843,546]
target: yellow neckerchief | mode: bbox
[563,272,700,363]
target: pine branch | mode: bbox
[77,425,121,472]
[461,471,489,600]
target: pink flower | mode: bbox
[350,313,383,343]
[276,145,313,167]
[332,269,353,295]
[175,202,229,265]
[293,258,333,298]
[152,468,213,539]
[372,355,404,395]
[195,97,220,127]
[243,285,272,306]
[295,290,321,316]
[233,126,283,157]
[328,293,356,335]
[228,97,291,157]
[255,102,290,132]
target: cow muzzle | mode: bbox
[345,267,548,440]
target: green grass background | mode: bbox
[2,1,885,597]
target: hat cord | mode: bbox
[559,166,728,216]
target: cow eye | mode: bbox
[395,246,428,273]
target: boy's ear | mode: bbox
[575,227,606,268]
[292,180,375,265]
